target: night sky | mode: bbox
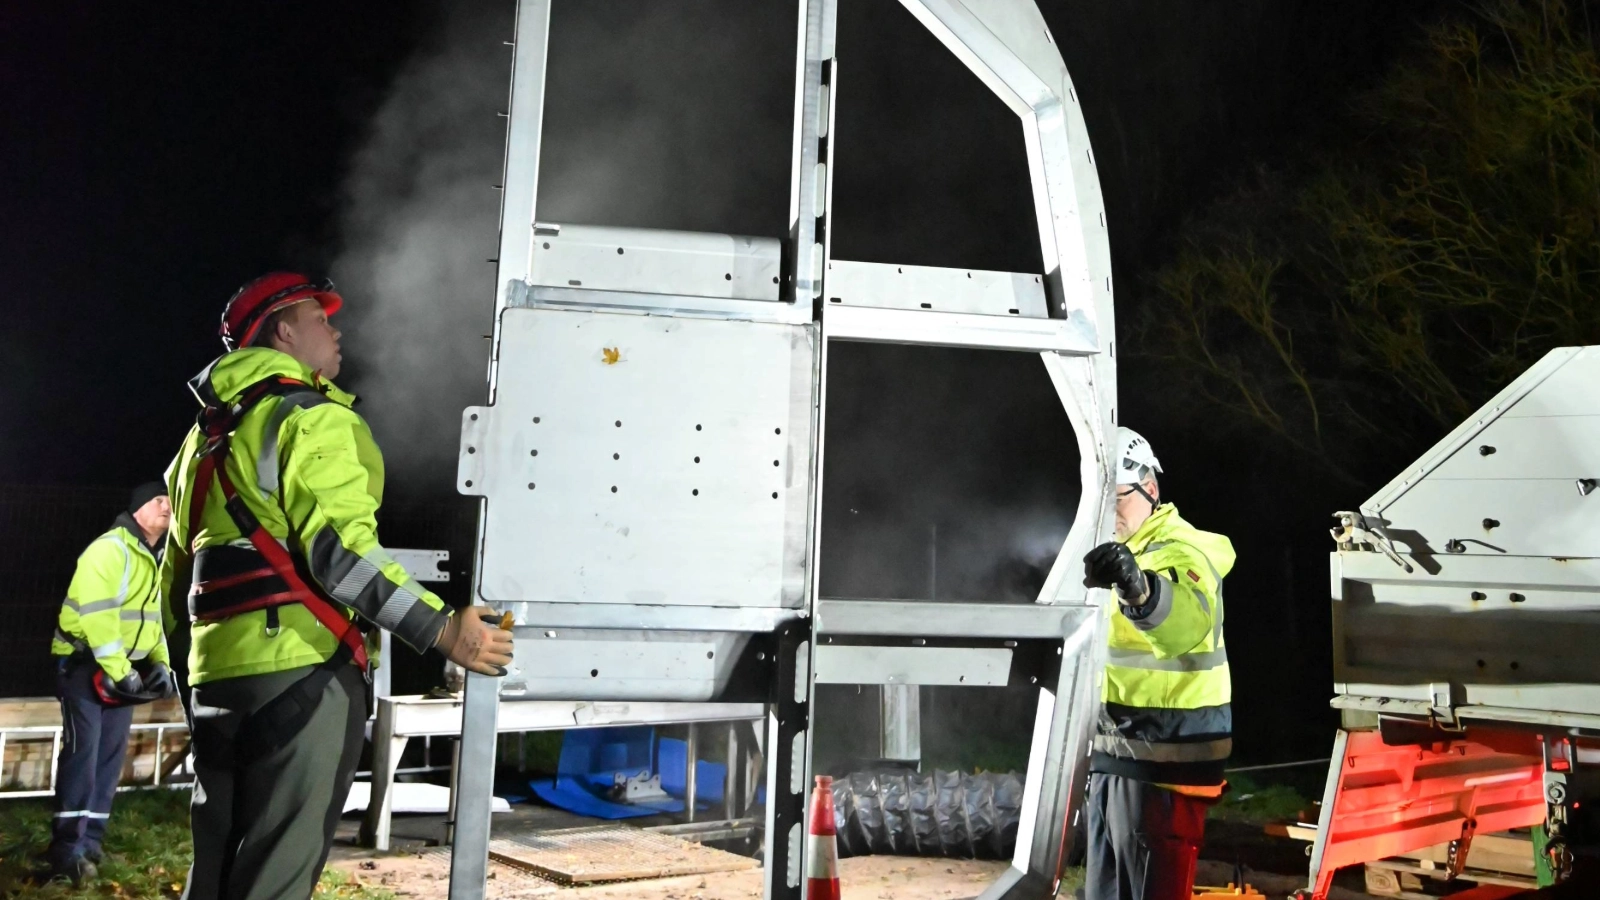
[2,1,1447,759]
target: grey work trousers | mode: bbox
[1084,772,1207,900]
[181,663,366,900]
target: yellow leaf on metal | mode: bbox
[601,347,621,365]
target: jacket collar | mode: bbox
[111,511,161,557]
[1124,503,1236,578]
[188,347,356,410]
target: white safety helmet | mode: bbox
[1115,426,1162,486]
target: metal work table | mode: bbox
[359,694,764,851]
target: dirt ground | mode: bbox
[326,851,1011,900]
[321,806,1396,900]
[327,807,1013,900]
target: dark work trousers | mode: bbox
[49,657,135,865]
[181,663,366,900]
[1085,772,1208,900]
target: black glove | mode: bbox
[116,670,145,696]
[144,663,176,700]
[1083,542,1149,601]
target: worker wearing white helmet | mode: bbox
[1080,427,1235,900]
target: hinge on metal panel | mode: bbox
[533,222,561,236]
[1542,735,1576,882]
[1445,816,1476,879]
[1331,511,1414,573]
[1428,682,1463,731]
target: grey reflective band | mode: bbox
[121,607,160,621]
[255,392,330,494]
[1106,645,1229,673]
[310,530,444,653]
[1093,734,1233,763]
[53,810,109,819]
[1126,575,1173,632]
[1135,539,1227,648]
[129,647,150,661]
[375,585,425,631]
[70,596,123,616]
[111,533,132,608]
[91,639,125,659]
[330,558,382,604]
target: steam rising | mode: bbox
[331,4,508,491]
[332,1,1078,596]
[332,1,792,492]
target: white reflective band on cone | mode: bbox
[805,833,839,879]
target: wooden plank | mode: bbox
[2,718,188,790]
[1392,831,1535,877]
[1366,859,1537,891]
[488,825,758,886]
[1264,823,1318,842]
[0,696,183,728]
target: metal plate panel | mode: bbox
[825,259,1048,317]
[823,304,1096,354]
[462,308,814,608]
[1380,478,1600,558]
[814,598,1090,638]
[1501,346,1600,417]
[386,698,764,736]
[500,600,799,633]
[1362,348,1580,513]
[1337,603,1600,684]
[1428,414,1600,481]
[1337,550,1600,591]
[1332,694,1600,731]
[1334,551,1600,716]
[811,644,1012,686]
[507,282,810,326]
[530,223,782,302]
[504,631,748,702]
[390,549,449,583]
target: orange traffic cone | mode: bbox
[807,775,842,900]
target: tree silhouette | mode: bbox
[1142,0,1600,482]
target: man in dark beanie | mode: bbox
[44,481,175,884]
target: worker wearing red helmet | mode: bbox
[159,272,514,900]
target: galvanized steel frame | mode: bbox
[449,1,1117,898]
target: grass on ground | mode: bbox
[0,789,391,899]
[1208,773,1315,823]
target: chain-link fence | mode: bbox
[0,484,480,699]
[0,484,128,698]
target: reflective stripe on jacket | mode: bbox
[160,347,451,685]
[52,513,168,681]
[1092,503,1234,786]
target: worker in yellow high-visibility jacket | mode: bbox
[46,482,175,885]
[1081,427,1234,900]
[160,272,513,900]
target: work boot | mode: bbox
[82,843,103,864]
[49,855,97,887]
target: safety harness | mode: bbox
[185,373,368,761]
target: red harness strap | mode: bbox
[186,377,369,670]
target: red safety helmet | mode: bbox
[219,272,344,351]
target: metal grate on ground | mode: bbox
[487,825,759,886]
[413,847,564,898]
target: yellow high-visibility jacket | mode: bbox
[160,347,452,685]
[52,514,169,681]
[1093,504,1234,786]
